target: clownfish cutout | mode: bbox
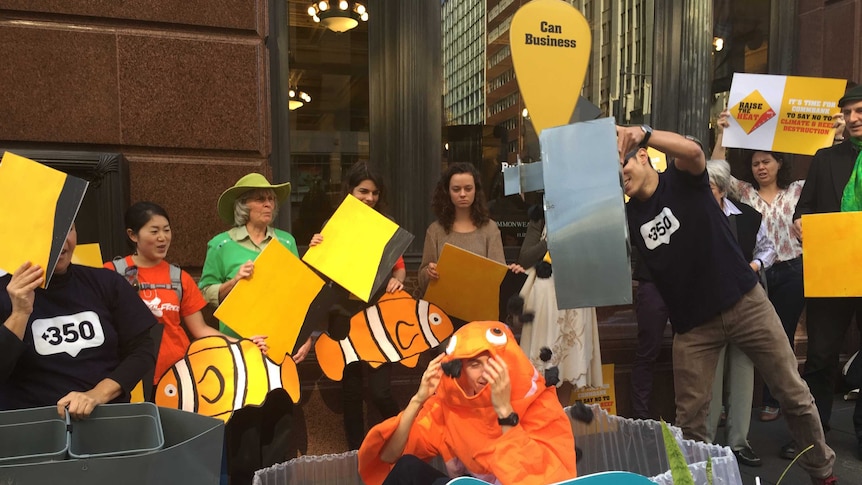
[154,336,299,422]
[315,290,454,381]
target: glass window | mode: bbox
[286,0,370,246]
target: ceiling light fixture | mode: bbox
[288,88,312,110]
[308,0,368,33]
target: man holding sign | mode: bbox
[793,83,862,460]
[618,124,837,484]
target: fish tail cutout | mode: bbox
[130,380,145,403]
[368,360,385,368]
[279,356,301,403]
[314,333,347,381]
[400,354,420,368]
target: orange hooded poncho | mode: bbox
[358,321,577,485]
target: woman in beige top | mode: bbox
[418,162,523,294]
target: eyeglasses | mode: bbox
[245,194,277,204]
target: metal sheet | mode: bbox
[502,161,545,196]
[540,117,632,309]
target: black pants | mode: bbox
[343,361,400,450]
[761,257,805,409]
[225,389,294,485]
[630,280,670,419]
[802,296,862,442]
[382,455,449,485]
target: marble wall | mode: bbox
[0,1,271,266]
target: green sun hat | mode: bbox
[217,173,291,225]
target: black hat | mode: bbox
[838,84,862,107]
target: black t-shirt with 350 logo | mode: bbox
[626,162,758,334]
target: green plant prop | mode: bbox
[661,420,695,485]
[775,444,814,485]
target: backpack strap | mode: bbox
[111,256,183,303]
[168,263,183,303]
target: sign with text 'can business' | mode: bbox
[723,73,846,155]
[510,0,591,136]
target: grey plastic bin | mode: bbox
[254,406,742,485]
[0,406,68,466]
[68,402,164,459]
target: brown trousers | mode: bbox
[673,284,835,479]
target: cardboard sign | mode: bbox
[0,152,88,286]
[723,73,846,155]
[302,195,413,302]
[215,241,337,358]
[71,243,104,268]
[570,364,616,415]
[510,0,591,136]
[423,244,525,323]
[802,212,862,297]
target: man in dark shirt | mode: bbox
[617,125,836,485]
[0,224,156,418]
[793,84,862,460]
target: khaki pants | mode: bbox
[673,284,835,479]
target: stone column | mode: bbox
[652,0,711,145]
[368,0,443,257]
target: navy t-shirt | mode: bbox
[0,264,156,410]
[626,162,758,334]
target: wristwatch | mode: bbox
[639,125,653,147]
[497,411,520,426]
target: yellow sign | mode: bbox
[303,195,413,302]
[802,212,862,297]
[0,152,88,286]
[71,243,104,268]
[215,241,326,360]
[510,0,592,135]
[423,243,509,322]
[570,363,616,415]
[724,73,846,156]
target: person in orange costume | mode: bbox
[358,321,577,485]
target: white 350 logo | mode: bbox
[32,311,105,357]
[640,207,680,250]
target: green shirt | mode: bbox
[198,225,298,337]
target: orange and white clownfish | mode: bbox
[315,290,454,381]
[154,335,299,422]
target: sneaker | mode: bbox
[733,446,762,467]
[811,474,838,485]
[780,440,797,460]
[760,406,781,422]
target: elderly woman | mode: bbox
[0,224,156,419]
[713,110,844,427]
[704,159,776,467]
[198,172,308,484]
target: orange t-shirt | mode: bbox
[105,257,208,383]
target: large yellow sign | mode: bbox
[510,0,591,136]
[724,73,846,156]
[802,212,862,297]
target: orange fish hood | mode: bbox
[438,321,544,409]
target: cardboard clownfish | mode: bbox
[315,290,454,381]
[154,335,299,422]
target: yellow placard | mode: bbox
[423,243,508,322]
[802,212,862,297]
[0,152,87,286]
[570,363,616,415]
[724,73,846,156]
[302,195,399,302]
[71,243,104,268]
[510,0,591,136]
[215,241,326,360]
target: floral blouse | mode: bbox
[730,179,804,263]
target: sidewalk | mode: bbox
[721,394,861,485]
